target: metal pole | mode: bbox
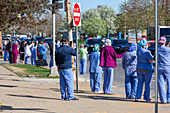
[124,0,126,40]
[155,0,158,113]
[49,10,58,76]
[75,26,79,92]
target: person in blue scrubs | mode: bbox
[158,36,170,104]
[122,43,138,99]
[30,42,37,65]
[38,41,46,60]
[89,44,103,93]
[3,40,9,61]
[135,38,154,102]
[49,39,60,67]
[55,37,78,101]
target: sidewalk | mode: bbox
[0,66,170,113]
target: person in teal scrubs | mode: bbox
[89,44,103,92]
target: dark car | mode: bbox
[44,38,52,43]
[111,39,130,54]
[84,38,104,54]
[31,36,45,43]
[148,42,155,55]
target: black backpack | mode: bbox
[6,43,10,51]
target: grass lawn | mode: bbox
[1,63,59,78]
[0,56,4,59]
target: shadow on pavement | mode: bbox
[0,85,18,88]
[77,95,155,104]
[0,105,47,111]
[7,94,60,100]
[49,88,60,92]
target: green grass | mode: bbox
[2,64,59,78]
[0,56,4,59]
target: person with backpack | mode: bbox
[2,40,9,61]
[6,39,13,63]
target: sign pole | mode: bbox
[76,26,79,92]
[73,2,81,92]
[155,0,158,113]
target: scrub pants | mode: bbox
[125,75,138,99]
[25,56,29,64]
[59,68,74,100]
[12,52,18,64]
[90,72,102,92]
[158,69,170,103]
[103,67,114,94]
[80,59,87,74]
[9,51,13,64]
[40,54,45,60]
[31,52,36,65]
[4,51,9,61]
[136,71,153,101]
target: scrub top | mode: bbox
[137,48,154,72]
[158,46,170,70]
[122,51,137,75]
[89,52,102,73]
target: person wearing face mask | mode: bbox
[135,38,154,102]
[158,37,170,104]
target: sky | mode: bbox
[51,0,124,14]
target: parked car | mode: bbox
[84,38,104,54]
[111,39,130,54]
[148,42,155,55]
[44,38,52,44]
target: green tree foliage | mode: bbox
[82,6,117,34]
[82,17,107,37]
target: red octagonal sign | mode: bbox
[73,3,81,26]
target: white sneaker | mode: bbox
[95,90,102,93]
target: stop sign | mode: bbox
[73,3,81,26]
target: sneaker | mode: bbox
[68,97,79,101]
[95,90,103,93]
[146,99,152,102]
[104,92,115,95]
[135,98,138,102]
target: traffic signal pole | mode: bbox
[49,0,58,77]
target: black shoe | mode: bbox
[61,98,67,101]
[104,92,115,95]
[68,97,79,101]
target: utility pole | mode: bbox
[65,0,73,42]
